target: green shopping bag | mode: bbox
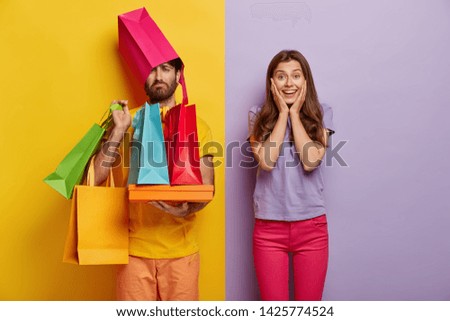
[44,104,122,199]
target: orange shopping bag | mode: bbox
[63,159,129,265]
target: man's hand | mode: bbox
[148,201,190,217]
[111,100,131,134]
[148,156,214,217]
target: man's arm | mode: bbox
[149,155,215,217]
[93,100,131,185]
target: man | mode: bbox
[93,57,214,300]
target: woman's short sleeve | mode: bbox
[321,103,335,135]
[248,105,261,140]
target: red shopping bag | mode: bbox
[164,104,203,185]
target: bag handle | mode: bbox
[179,67,188,106]
[86,157,116,188]
[99,104,124,130]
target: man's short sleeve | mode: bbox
[196,117,214,158]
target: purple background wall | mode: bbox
[226,0,450,300]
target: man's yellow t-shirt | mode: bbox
[119,105,212,259]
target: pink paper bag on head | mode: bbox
[118,7,188,104]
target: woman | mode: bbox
[248,50,334,300]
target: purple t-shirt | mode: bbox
[248,104,335,221]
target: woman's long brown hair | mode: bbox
[252,50,326,147]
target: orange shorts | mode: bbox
[116,252,199,301]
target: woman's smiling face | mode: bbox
[272,60,305,106]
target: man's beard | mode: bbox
[145,79,178,104]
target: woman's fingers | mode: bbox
[271,79,282,99]
[302,82,307,101]
[271,78,289,113]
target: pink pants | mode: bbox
[253,214,329,301]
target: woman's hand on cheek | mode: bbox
[289,82,307,116]
[271,78,289,115]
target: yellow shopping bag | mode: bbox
[63,158,129,265]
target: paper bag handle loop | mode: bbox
[179,68,188,106]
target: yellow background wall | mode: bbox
[0,0,224,300]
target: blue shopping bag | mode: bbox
[128,102,169,185]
